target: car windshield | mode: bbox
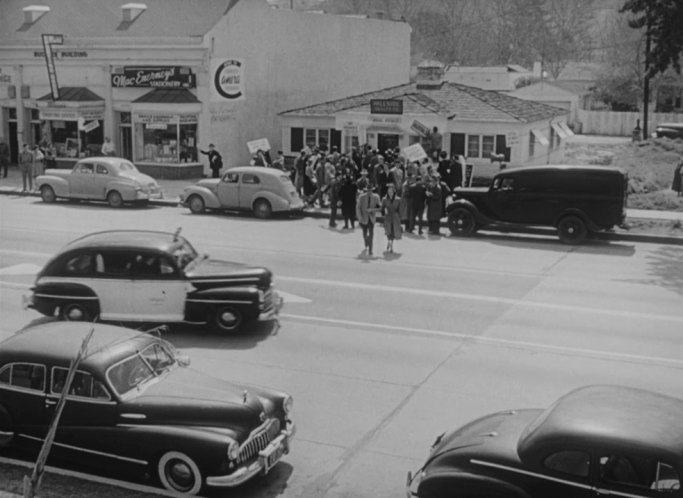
[106,341,177,397]
[172,238,199,270]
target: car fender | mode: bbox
[36,175,70,197]
[553,208,600,232]
[105,179,139,201]
[419,470,531,498]
[0,404,14,443]
[184,185,222,209]
[31,281,100,316]
[249,190,289,211]
[186,286,260,321]
[446,199,492,225]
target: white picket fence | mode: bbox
[576,109,683,136]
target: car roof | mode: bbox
[77,157,133,165]
[519,385,683,459]
[0,322,157,371]
[497,165,626,177]
[62,230,187,253]
[225,166,290,178]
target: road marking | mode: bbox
[278,275,683,324]
[0,263,41,275]
[281,313,683,368]
[278,290,312,304]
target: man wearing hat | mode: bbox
[200,143,223,178]
[355,182,381,256]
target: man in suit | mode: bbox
[355,186,381,255]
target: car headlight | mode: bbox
[227,438,240,460]
[283,395,293,414]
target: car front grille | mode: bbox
[260,288,274,312]
[236,418,281,464]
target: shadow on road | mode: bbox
[628,245,683,297]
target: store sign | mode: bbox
[506,131,520,145]
[111,66,196,89]
[211,59,245,101]
[370,99,403,115]
[368,115,402,126]
[133,113,197,124]
[410,120,430,137]
[39,109,104,121]
[82,120,99,133]
[33,50,88,58]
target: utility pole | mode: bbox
[642,10,651,139]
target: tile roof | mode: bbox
[280,82,567,123]
[37,86,104,101]
[0,0,243,42]
[132,88,200,104]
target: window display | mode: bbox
[133,114,198,164]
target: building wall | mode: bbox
[205,1,411,168]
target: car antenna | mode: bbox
[173,227,181,242]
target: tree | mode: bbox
[620,0,683,77]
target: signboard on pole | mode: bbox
[82,121,99,133]
[402,143,428,163]
[410,120,430,137]
[41,34,63,100]
[247,138,271,154]
[505,131,520,145]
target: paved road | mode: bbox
[1,196,682,497]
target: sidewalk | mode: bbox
[1,165,682,244]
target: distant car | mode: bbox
[655,123,683,140]
[36,157,163,207]
[0,322,295,495]
[447,165,628,244]
[23,229,282,333]
[179,166,304,218]
[407,385,683,498]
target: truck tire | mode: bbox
[558,215,587,245]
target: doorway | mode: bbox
[377,133,399,154]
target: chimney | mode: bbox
[121,2,147,22]
[23,5,50,24]
[416,60,445,90]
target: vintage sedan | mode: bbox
[407,385,683,498]
[23,229,282,333]
[180,166,304,218]
[0,322,295,494]
[36,157,163,207]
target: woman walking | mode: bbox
[381,184,402,253]
[672,159,683,197]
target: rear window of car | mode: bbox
[544,450,590,477]
[242,174,261,184]
[0,363,46,392]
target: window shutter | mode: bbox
[290,128,304,153]
[496,134,511,162]
[450,133,465,156]
[330,129,341,151]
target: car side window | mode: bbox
[0,363,46,391]
[652,462,681,492]
[223,173,239,183]
[599,453,653,489]
[94,251,134,276]
[77,163,95,174]
[128,254,177,278]
[51,368,110,401]
[242,173,260,185]
[96,164,109,175]
[63,253,94,275]
[543,450,590,478]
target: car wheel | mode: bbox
[107,190,124,208]
[447,207,477,236]
[253,198,272,219]
[157,451,203,495]
[212,305,244,333]
[558,215,587,245]
[187,195,205,214]
[40,185,56,203]
[60,303,92,322]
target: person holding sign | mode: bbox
[200,144,223,178]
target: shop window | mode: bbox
[43,120,104,159]
[482,135,495,158]
[134,117,198,164]
[303,128,331,151]
[467,135,480,158]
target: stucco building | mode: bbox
[0,0,410,177]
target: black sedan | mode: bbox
[407,385,682,498]
[0,322,295,495]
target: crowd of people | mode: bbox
[287,142,465,255]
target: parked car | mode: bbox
[180,166,304,218]
[36,157,163,207]
[0,322,295,495]
[447,165,628,244]
[407,385,683,498]
[23,229,282,333]
[655,123,683,140]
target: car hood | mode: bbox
[452,187,489,198]
[185,258,271,286]
[43,169,70,178]
[121,366,270,436]
[425,409,540,471]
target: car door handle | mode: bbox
[45,398,57,406]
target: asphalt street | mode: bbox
[1,195,682,497]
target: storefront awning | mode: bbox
[531,128,550,146]
[551,122,569,139]
[37,87,104,103]
[133,88,200,104]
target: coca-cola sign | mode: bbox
[213,59,244,100]
[112,66,195,88]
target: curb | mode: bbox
[2,188,682,246]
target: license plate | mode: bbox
[259,437,286,474]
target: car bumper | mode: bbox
[259,290,283,321]
[205,422,296,488]
[136,190,164,200]
[406,468,423,497]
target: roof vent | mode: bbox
[121,2,147,22]
[416,60,445,90]
[23,5,50,24]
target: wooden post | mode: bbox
[23,328,94,498]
